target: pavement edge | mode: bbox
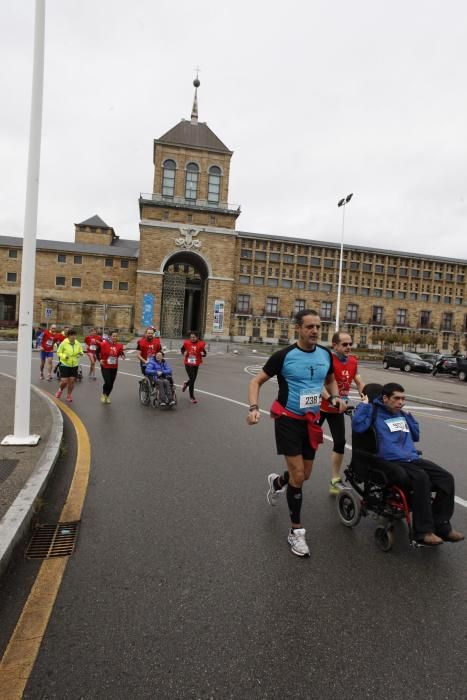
[0,382,63,579]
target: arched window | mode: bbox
[208,165,221,204]
[162,159,176,198]
[185,162,199,200]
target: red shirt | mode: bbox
[84,334,102,354]
[182,340,206,367]
[99,340,125,369]
[54,333,66,345]
[137,337,161,361]
[320,354,358,413]
[41,329,57,352]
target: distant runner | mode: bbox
[98,330,125,404]
[181,331,206,404]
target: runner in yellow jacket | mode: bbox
[56,329,83,403]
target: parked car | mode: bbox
[456,356,467,382]
[419,352,442,364]
[382,351,433,373]
[431,355,459,376]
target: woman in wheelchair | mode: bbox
[349,382,464,548]
[145,352,175,406]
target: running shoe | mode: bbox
[287,528,310,557]
[190,398,198,404]
[329,478,344,496]
[66,395,73,403]
[266,473,286,506]
[169,399,176,406]
[100,394,107,403]
[55,390,62,399]
[105,396,111,404]
[47,375,52,381]
[182,382,188,392]
[40,373,44,380]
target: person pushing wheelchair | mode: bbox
[352,382,464,547]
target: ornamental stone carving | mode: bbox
[174,227,202,250]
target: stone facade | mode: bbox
[1,89,466,350]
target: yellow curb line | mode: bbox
[0,400,91,699]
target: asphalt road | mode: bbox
[1,348,466,699]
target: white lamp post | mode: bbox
[2,0,46,446]
[335,193,353,333]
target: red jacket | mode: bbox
[320,354,358,413]
[137,337,161,361]
[181,340,206,367]
[41,330,56,352]
[85,334,102,353]
[99,340,125,369]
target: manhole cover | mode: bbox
[25,521,80,559]
[0,459,18,484]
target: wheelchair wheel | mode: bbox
[139,378,151,406]
[374,525,394,552]
[337,489,361,527]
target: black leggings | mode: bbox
[184,365,199,399]
[101,367,118,396]
[319,411,346,454]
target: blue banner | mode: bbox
[142,293,155,326]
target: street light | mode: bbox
[335,193,353,333]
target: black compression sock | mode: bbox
[286,484,303,525]
[274,472,289,490]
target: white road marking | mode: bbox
[450,425,467,431]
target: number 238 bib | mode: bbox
[299,391,321,409]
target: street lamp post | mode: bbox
[335,193,353,333]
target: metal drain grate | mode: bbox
[25,521,80,559]
[0,459,19,484]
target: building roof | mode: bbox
[237,230,467,266]
[76,214,111,228]
[156,119,232,154]
[0,235,139,258]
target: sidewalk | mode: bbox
[0,373,63,577]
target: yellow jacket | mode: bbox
[57,338,83,367]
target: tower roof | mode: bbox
[76,214,111,229]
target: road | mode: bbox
[0,347,466,699]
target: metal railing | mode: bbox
[140,192,241,213]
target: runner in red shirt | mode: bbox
[181,331,206,404]
[98,330,125,404]
[136,327,161,375]
[40,324,58,380]
[319,331,365,494]
[84,327,102,380]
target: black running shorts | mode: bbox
[58,365,78,378]
[274,415,316,460]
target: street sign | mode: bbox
[45,307,53,318]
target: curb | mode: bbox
[0,381,63,579]
[405,394,467,413]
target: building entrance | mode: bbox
[160,252,208,337]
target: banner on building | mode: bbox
[212,299,225,333]
[142,293,155,326]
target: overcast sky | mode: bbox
[1,1,466,259]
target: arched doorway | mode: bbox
[160,252,209,338]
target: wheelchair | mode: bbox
[55,363,83,382]
[336,425,416,552]
[138,375,177,409]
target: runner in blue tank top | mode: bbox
[247,309,346,557]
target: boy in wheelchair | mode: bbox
[345,382,464,548]
[145,351,175,406]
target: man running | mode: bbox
[40,324,58,380]
[84,327,102,380]
[181,331,206,404]
[319,331,365,494]
[98,330,125,404]
[55,329,83,403]
[137,327,161,375]
[247,309,346,557]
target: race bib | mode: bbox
[385,417,409,433]
[107,356,117,366]
[300,391,321,409]
[46,338,53,348]
[90,344,96,351]
[187,355,197,365]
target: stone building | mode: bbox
[0,81,466,351]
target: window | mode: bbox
[239,275,250,284]
[240,249,252,259]
[71,278,81,287]
[311,257,320,267]
[57,254,66,263]
[361,288,370,296]
[387,266,396,275]
[283,254,294,263]
[362,263,372,272]
[294,299,305,314]
[350,262,359,271]
[373,289,382,297]
[104,258,113,267]
[399,267,408,277]
[265,297,279,314]
[308,281,319,291]
[324,259,333,268]
[385,290,394,298]
[55,276,65,286]
[423,270,431,279]
[118,281,129,291]
[320,301,332,321]
[253,277,264,286]
[184,162,199,200]
[8,249,17,258]
[281,279,292,288]
[372,306,383,324]
[267,278,278,287]
[162,159,176,198]
[410,292,418,300]
[237,294,250,313]
[297,256,307,265]
[120,259,129,269]
[269,252,280,262]
[345,304,358,322]
[375,264,384,273]
[445,273,453,281]
[73,255,82,264]
[411,269,419,278]
[7,272,17,282]
[321,283,332,292]
[346,286,357,294]
[442,312,453,330]
[420,310,431,327]
[295,280,305,289]
[396,308,407,326]
[443,296,451,304]
[397,291,406,299]
[208,166,221,203]
[255,251,267,261]
[103,280,113,290]
[421,293,429,302]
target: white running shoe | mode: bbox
[266,473,286,506]
[287,528,310,557]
